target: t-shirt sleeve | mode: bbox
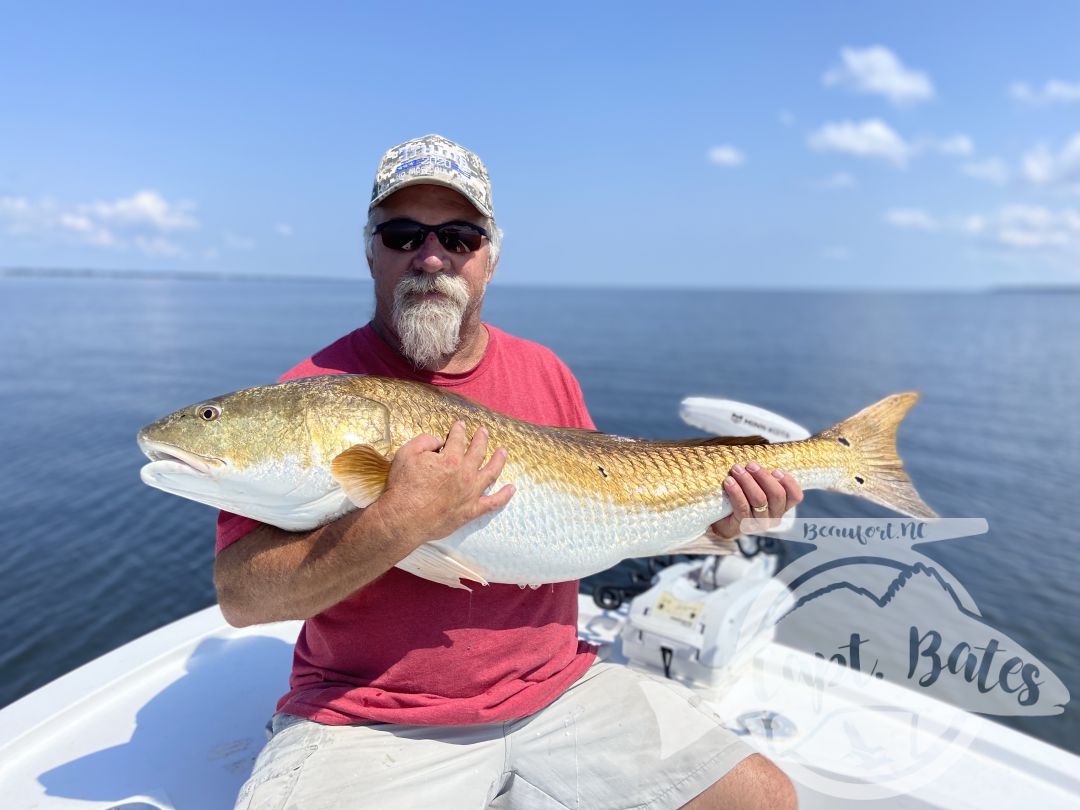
[562,367,596,431]
[216,510,262,555]
[541,350,595,431]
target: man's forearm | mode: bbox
[214,502,417,627]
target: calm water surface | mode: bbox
[1,277,1077,753]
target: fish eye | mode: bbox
[197,405,221,421]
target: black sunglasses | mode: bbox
[373,218,489,254]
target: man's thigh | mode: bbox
[234,713,508,810]
[496,662,756,810]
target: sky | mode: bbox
[1,1,1078,289]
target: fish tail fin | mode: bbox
[816,392,938,519]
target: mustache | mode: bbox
[395,272,470,307]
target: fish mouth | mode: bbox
[138,437,225,477]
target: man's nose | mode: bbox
[411,232,449,274]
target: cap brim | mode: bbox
[369,177,492,218]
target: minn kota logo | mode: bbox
[728,517,1070,800]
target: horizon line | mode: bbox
[2,266,1077,294]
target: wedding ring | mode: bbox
[752,504,769,513]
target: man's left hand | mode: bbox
[710,462,804,541]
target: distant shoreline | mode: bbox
[2,266,1077,294]
[0,266,350,284]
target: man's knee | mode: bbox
[681,753,797,810]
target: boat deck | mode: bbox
[1,602,1078,809]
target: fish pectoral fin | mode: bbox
[330,444,392,508]
[395,544,489,591]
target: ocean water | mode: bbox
[1,277,1078,754]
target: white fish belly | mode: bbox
[157,455,354,532]
[430,474,728,585]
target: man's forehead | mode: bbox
[375,184,484,220]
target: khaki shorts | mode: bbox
[234,661,755,810]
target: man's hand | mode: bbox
[215,421,513,626]
[711,462,803,541]
[366,421,515,551]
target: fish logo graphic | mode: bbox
[726,517,1070,799]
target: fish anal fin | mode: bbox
[657,529,739,557]
[395,544,489,591]
[330,444,391,508]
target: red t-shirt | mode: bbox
[216,323,598,725]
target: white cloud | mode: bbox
[0,196,64,237]
[962,215,987,235]
[1009,80,1080,106]
[86,190,197,232]
[808,119,912,166]
[0,190,197,256]
[0,197,30,217]
[884,208,940,231]
[962,158,1010,185]
[1021,133,1080,191]
[133,236,184,257]
[992,205,1079,249]
[822,245,851,261]
[706,145,745,167]
[808,121,975,168]
[883,203,1080,255]
[275,222,294,237]
[821,172,857,190]
[223,231,256,250]
[58,212,116,246]
[925,134,974,157]
[823,46,935,106]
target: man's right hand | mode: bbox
[215,421,514,626]
[367,421,515,550]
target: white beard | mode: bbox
[392,273,473,369]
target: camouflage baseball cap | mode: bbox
[369,134,494,218]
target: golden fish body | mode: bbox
[138,375,936,588]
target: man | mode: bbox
[215,134,800,809]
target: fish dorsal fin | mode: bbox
[330,444,392,508]
[395,544,489,591]
[555,427,769,447]
[649,435,770,447]
[556,426,603,436]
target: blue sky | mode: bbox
[1,1,1078,289]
